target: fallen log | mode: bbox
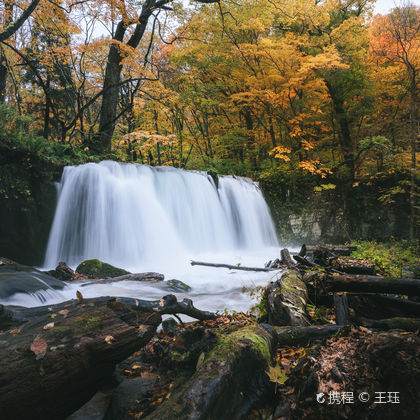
[1,294,216,329]
[348,294,420,319]
[293,255,317,267]
[354,316,420,331]
[145,324,277,420]
[304,272,420,296]
[264,270,310,326]
[0,301,160,419]
[190,260,273,272]
[0,295,215,420]
[81,272,165,287]
[299,244,357,257]
[274,324,342,346]
[332,257,375,275]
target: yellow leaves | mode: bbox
[76,290,84,303]
[266,363,288,385]
[298,160,332,178]
[105,335,115,345]
[270,146,291,162]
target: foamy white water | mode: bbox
[3,161,282,313]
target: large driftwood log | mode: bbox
[0,295,215,420]
[304,272,420,296]
[146,324,277,420]
[191,260,273,272]
[265,270,310,326]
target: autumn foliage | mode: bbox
[0,0,419,232]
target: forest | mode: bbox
[0,0,420,419]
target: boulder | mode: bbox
[54,262,87,281]
[76,259,130,278]
[0,257,65,300]
[164,279,192,292]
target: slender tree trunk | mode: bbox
[94,1,155,152]
[0,0,13,102]
[325,79,355,180]
[409,85,417,241]
[42,76,51,139]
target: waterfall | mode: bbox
[43,161,278,271]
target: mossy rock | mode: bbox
[164,279,192,292]
[75,259,130,278]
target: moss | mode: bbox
[45,325,73,339]
[75,259,130,278]
[209,325,271,364]
[72,314,103,334]
[165,279,192,292]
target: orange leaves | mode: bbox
[30,336,48,360]
[298,160,332,178]
[270,146,291,162]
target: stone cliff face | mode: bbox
[0,143,62,265]
[261,175,412,245]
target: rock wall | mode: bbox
[261,174,413,245]
[0,144,62,265]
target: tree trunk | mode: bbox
[325,79,355,179]
[0,0,13,102]
[265,270,310,326]
[146,324,277,420]
[304,271,420,296]
[94,2,155,152]
[409,82,417,241]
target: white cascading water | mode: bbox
[3,161,282,313]
[44,161,278,270]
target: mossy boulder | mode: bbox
[75,259,130,279]
[164,279,192,293]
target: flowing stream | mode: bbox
[5,161,282,313]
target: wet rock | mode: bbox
[164,279,192,292]
[0,257,65,299]
[55,262,87,281]
[76,259,130,278]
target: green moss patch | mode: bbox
[76,259,130,278]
